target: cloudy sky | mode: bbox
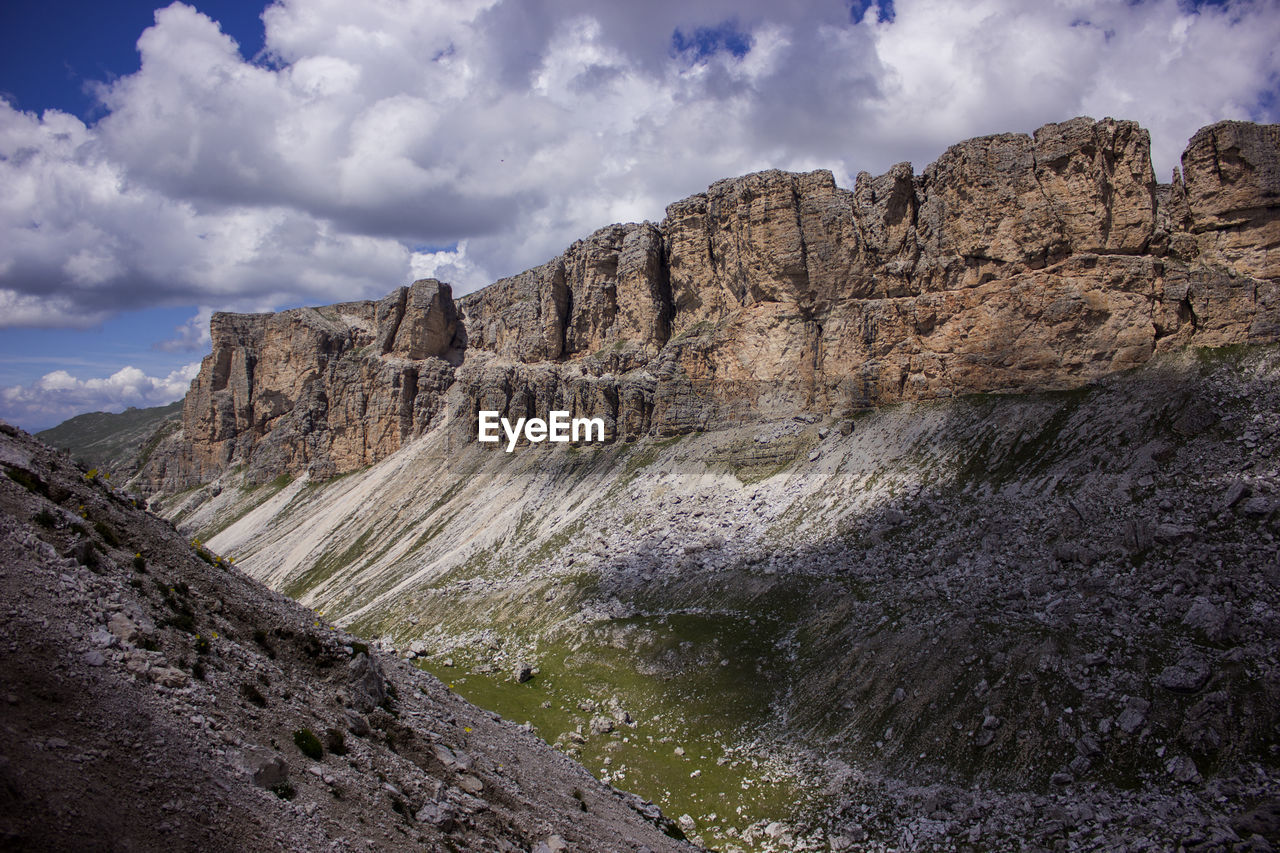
[1,0,1278,429]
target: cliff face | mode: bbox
[141,117,1280,490]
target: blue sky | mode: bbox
[0,1,266,118]
[0,0,272,428]
[1,0,1278,430]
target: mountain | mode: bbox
[37,400,182,479]
[136,117,1278,494]
[127,117,1280,850]
[0,422,691,851]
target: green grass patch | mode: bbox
[293,728,324,760]
[284,526,377,600]
[416,606,812,851]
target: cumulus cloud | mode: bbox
[1,0,1277,333]
[154,306,214,353]
[0,362,201,430]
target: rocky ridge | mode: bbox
[138,118,1280,492]
[0,423,692,852]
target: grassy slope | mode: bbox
[37,400,183,476]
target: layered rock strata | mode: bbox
[141,118,1280,489]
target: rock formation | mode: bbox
[139,117,1279,490]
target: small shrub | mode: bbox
[132,553,146,572]
[6,466,49,497]
[241,683,267,707]
[74,541,100,571]
[252,629,276,659]
[92,520,120,548]
[293,728,323,760]
[269,781,295,800]
[350,641,369,656]
[325,728,347,756]
[33,508,57,528]
[194,635,211,655]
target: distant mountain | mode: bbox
[38,400,183,477]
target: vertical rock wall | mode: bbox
[144,118,1280,490]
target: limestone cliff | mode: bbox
[139,117,1280,490]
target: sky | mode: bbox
[1,0,1278,430]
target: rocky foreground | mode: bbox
[0,422,692,852]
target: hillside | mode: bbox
[37,400,182,478]
[166,343,1280,850]
[0,422,691,852]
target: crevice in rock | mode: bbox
[654,229,674,348]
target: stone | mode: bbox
[1233,799,1280,842]
[346,652,388,713]
[1116,697,1150,735]
[148,666,188,688]
[1075,734,1101,757]
[532,836,570,853]
[247,754,288,789]
[1166,755,1202,784]
[1222,481,1252,511]
[343,709,371,737]
[1157,653,1212,693]
[1242,496,1275,518]
[514,662,533,683]
[107,613,139,645]
[414,801,454,830]
[82,650,105,667]
[1182,597,1232,643]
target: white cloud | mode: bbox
[0,362,201,430]
[155,306,214,353]
[0,0,1277,336]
